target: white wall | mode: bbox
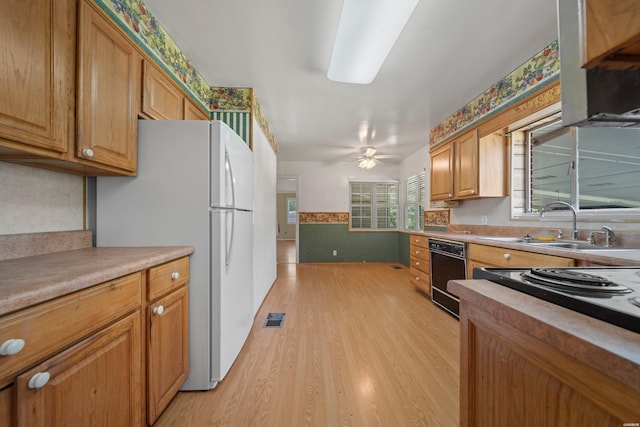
[252,118,278,314]
[0,162,84,234]
[277,161,401,212]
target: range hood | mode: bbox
[557,0,640,127]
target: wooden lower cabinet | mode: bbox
[409,235,431,294]
[0,385,14,426]
[460,300,640,426]
[467,243,574,278]
[147,286,189,425]
[15,312,142,426]
[0,256,191,426]
[146,256,190,425]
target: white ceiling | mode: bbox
[144,0,559,164]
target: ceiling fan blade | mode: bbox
[375,153,403,159]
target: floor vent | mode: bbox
[263,312,285,328]
[391,265,404,269]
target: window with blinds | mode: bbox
[350,181,398,230]
[404,172,425,231]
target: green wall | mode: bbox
[299,224,410,265]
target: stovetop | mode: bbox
[473,267,640,334]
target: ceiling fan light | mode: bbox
[359,158,376,169]
[327,0,419,84]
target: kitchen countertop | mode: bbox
[408,230,640,265]
[0,246,194,316]
[449,279,640,392]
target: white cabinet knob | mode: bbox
[415,250,420,254]
[503,253,511,260]
[0,338,25,356]
[470,189,476,194]
[415,277,420,281]
[415,262,420,266]
[171,272,180,280]
[82,148,94,158]
[415,239,419,243]
[448,194,453,197]
[28,372,50,389]
[153,305,164,315]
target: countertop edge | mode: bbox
[407,230,640,265]
[0,246,195,316]
[449,279,640,392]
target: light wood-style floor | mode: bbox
[155,263,460,426]
[277,240,296,264]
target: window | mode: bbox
[287,198,297,224]
[404,172,425,231]
[512,116,640,219]
[350,181,398,230]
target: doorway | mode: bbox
[276,176,298,264]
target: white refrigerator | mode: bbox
[96,120,254,390]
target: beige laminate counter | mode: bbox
[408,230,640,265]
[0,246,194,316]
[449,279,640,391]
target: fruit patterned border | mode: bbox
[430,40,560,146]
[299,212,350,224]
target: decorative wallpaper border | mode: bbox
[252,95,278,153]
[430,40,560,146]
[96,0,211,110]
[93,0,279,154]
[210,87,252,112]
[299,212,349,224]
[425,210,450,227]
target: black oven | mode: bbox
[429,238,467,318]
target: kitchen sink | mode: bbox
[477,236,527,242]
[477,236,640,252]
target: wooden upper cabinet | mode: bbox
[454,129,479,198]
[76,0,140,174]
[431,129,507,201]
[0,0,74,154]
[184,98,210,120]
[457,130,507,199]
[142,60,184,120]
[430,141,454,201]
[581,0,640,69]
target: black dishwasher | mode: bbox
[429,238,467,318]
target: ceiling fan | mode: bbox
[355,146,402,169]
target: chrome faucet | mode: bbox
[587,226,615,247]
[539,201,578,240]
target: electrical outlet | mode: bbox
[332,249,337,256]
[481,215,488,225]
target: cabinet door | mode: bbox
[76,0,140,173]
[142,61,184,120]
[0,385,14,426]
[16,312,142,427]
[0,0,73,153]
[430,142,454,201]
[147,286,189,425]
[184,98,210,120]
[582,0,640,69]
[455,130,479,198]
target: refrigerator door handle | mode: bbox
[225,149,236,209]
[226,209,235,268]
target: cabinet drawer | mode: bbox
[148,257,190,301]
[409,235,428,249]
[410,245,430,261]
[0,273,141,388]
[410,267,431,293]
[468,244,574,268]
[410,255,430,274]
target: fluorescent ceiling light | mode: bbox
[327,0,419,84]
